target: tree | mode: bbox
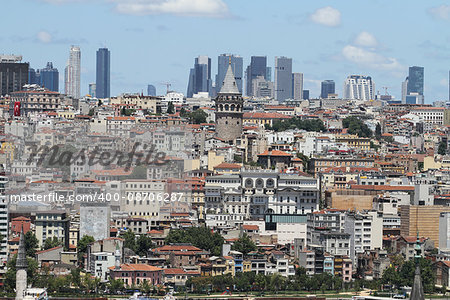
[25,231,39,258]
[189,109,208,124]
[165,226,224,256]
[88,108,95,116]
[231,234,256,255]
[139,279,153,294]
[136,234,153,257]
[4,254,39,292]
[108,278,125,294]
[122,229,137,252]
[129,165,147,179]
[399,258,434,293]
[343,116,372,138]
[42,236,62,250]
[167,101,175,114]
[77,235,95,263]
[381,266,401,289]
[269,273,285,292]
[375,123,382,140]
[438,141,447,155]
[69,268,82,288]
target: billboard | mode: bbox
[13,101,21,116]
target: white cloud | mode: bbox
[440,78,448,87]
[428,5,450,21]
[342,45,404,72]
[310,6,341,27]
[354,31,378,48]
[37,31,52,43]
[112,0,229,17]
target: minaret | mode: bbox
[214,58,243,143]
[114,241,121,270]
[15,227,27,300]
[410,232,424,300]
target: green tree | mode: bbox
[122,229,137,252]
[165,226,224,256]
[438,141,447,155]
[343,116,373,138]
[375,123,382,140]
[77,235,95,263]
[129,165,147,179]
[108,278,125,294]
[189,109,208,124]
[136,234,153,257]
[269,273,285,292]
[180,107,189,118]
[25,231,39,258]
[254,273,268,291]
[399,258,434,293]
[442,284,447,295]
[381,266,401,289]
[42,236,62,250]
[231,234,257,255]
[69,268,82,288]
[88,108,95,116]
[4,255,39,292]
[167,101,175,114]
[139,279,153,294]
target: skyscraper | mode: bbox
[321,80,335,99]
[147,84,156,96]
[64,45,81,98]
[186,55,212,98]
[245,56,267,96]
[303,90,310,100]
[407,66,424,96]
[0,55,28,96]
[216,54,243,94]
[28,68,40,85]
[89,83,96,97]
[274,56,292,101]
[292,73,303,100]
[343,75,375,100]
[402,77,409,104]
[96,48,110,98]
[40,62,59,92]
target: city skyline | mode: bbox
[3,1,450,101]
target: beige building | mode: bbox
[110,94,161,113]
[121,179,166,220]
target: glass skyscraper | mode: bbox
[274,56,292,101]
[64,45,81,99]
[407,66,424,96]
[216,54,243,94]
[40,62,59,92]
[96,48,110,98]
[245,56,267,96]
[147,84,156,96]
[321,80,335,99]
[187,55,212,98]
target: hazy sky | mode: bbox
[2,0,450,102]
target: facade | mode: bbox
[216,54,243,94]
[214,63,243,142]
[9,86,62,116]
[439,212,450,249]
[274,56,292,101]
[407,66,424,97]
[34,211,70,249]
[321,80,335,99]
[343,75,375,100]
[96,48,110,98]
[109,264,163,286]
[292,72,303,100]
[0,196,7,262]
[0,55,29,96]
[80,203,111,241]
[39,62,59,92]
[64,45,81,99]
[246,56,267,96]
[187,55,212,98]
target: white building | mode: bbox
[64,45,81,99]
[439,212,450,249]
[80,203,111,241]
[90,252,115,282]
[0,195,8,263]
[163,92,185,104]
[343,75,375,100]
[411,107,446,125]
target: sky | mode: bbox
[2,0,450,102]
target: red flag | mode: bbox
[13,102,21,116]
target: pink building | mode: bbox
[342,258,353,282]
[109,264,163,286]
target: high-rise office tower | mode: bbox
[407,66,424,96]
[216,54,243,94]
[147,84,156,96]
[321,80,335,99]
[28,68,40,85]
[292,73,303,100]
[303,90,310,100]
[40,62,59,92]
[274,56,292,101]
[343,75,375,100]
[64,45,81,98]
[0,55,28,96]
[186,55,212,98]
[89,83,96,97]
[402,77,409,104]
[96,48,110,98]
[245,56,267,96]
[266,67,272,82]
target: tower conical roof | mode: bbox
[410,264,425,300]
[16,226,27,270]
[219,63,240,94]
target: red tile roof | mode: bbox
[111,264,162,272]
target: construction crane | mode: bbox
[381,86,391,95]
[160,82,172,94]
